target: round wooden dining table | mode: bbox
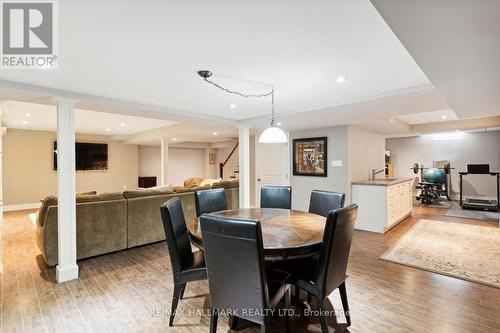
[188,208,326,259]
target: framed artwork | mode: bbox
[209,153,216,165]
[293,137,327,177]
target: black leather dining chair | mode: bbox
[260,185,292,209]
[200,214,292,333]
[160,197,207,326]
[194,188,228,217]
[272,204,358,332]
[309,190,346,217]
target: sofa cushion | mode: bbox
[199,177,222,187]
[122,188,174,199]
[184,177,205,188]
[76,191,97,196]
[212,179,239,189]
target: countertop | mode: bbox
[351,177,414,187]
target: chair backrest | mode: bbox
[309,190,346,217]
[159,197,192,277]
[316,204,358,296]
[200,214,268,325]
[260,185,292,209]
[194,188,228,217]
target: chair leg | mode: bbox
[319,300,329,333]
[228,316,239,330]
[339,282,351,327]
[307,292,313,305]
[210,310,218,333]
[261,318,269,333]
[285,288,291,333]
[169,284,183,326]
[179,283,186,299]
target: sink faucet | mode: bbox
[371,168,385,180]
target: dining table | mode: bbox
[188,207,326,260]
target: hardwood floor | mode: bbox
[1,206,499,332]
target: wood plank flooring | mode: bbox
[1,206,499,332]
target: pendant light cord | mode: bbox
[201,75,276,127]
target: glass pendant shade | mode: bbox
[259,126,288,143]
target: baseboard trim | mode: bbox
[2,202,41,212]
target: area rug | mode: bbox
[380,219,500,288]
[444,203,499,223]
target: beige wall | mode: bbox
[138,145,211,186]
[3,129,139,205]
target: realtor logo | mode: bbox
[1,0,57,68]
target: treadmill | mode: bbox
[459,164,500,211]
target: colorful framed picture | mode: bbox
[293,137,327,177]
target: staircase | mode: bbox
[219,143,239,179]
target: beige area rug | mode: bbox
[381,219,500,288]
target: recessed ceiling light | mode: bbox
[277,122,282,126]
[171,138,177,142]
[106,128,111,132]
[21,120,28,125]
[230,104,236,109]
[213,131,218,136]
[336,76,348,84]
[120,123,126,127]
[25,113,31,117]
[441,115,448,120]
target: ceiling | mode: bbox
[371,0,500,119]
[396,109,458,125]
[2,101,176,136]
[0,0,429,121]
[0,0,498,139]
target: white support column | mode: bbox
[0,102,6,275]
[56,98,79,283]
[238,126,251,208]
[160,138,169,185]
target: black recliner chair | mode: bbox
[200,214,292,333]
[194,188,228,217]
[260,185,292,209]
[309,190,346,217]
[160,197,207,326]
[272,204,358,332]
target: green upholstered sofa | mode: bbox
[36,181,239,266]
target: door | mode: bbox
[255,136,290,206]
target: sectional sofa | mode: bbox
[36,179,239,266]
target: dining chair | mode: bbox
[160,197,207,326]
[194,188,228,217]
[309,190,346,217]
[260,185,292,209]
[272,204,358,332]
[200,214,292,333]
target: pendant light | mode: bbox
[258,89,287,143]
[197,70,288,143]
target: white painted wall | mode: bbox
[290,126,350,211]
[290,125,386,210]
[138,146,209,186]
[386,131,500,199]
[348,126,386,184]
[138,145,161,181]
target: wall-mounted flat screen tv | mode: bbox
[53,142,108,171]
